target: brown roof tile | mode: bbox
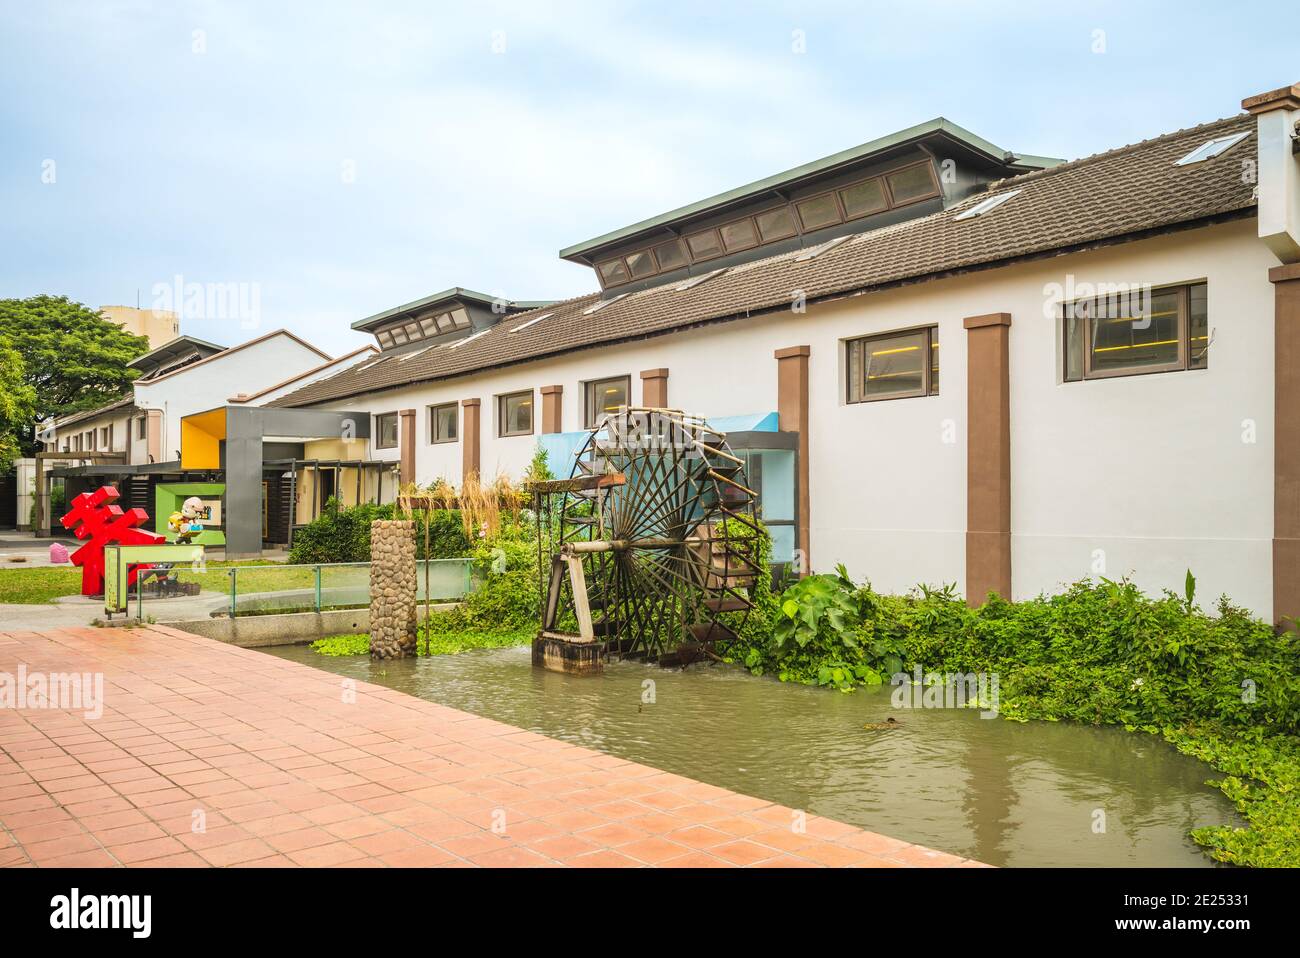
[274,113,1256,408]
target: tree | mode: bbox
[0,338,38,470]
[0,295,150,457]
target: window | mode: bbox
[498,390,534,437]
[429,403,458,444]
[675,267,728,291]
[719,218,758,252]
[885,163,940,205]
[584,376,631,427]
[795,192,842,231]
[1176,132,1250,166]
[653,240,688,271]
[954,189,1021,221]
[794,235,851,262]
[846,327,940,403]
[1063,282,1208,381]
[102,426,111,449]
[137,417,147,440]
[625,249,656,279]
[755,206,798,242]
[510,312,551,333]
[685,229,724,260]
[840,178,888,218]
[583,293,627,315]
[375,412,399,449]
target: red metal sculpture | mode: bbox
[61,486,164,596]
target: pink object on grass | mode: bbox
[49,542,70,564]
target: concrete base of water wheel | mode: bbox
[533,633,603,675]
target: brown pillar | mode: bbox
[640,368,669,408]
[398,408,416,487]
[541,385,563,433]
[461,398,481,482]
[775,346,811,571]
[1272,263,1300,627]
[964,312,1012,606]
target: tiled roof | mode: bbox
[274,113,1257,408]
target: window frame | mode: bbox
[583,375,632,428]
[882,160,942,209]
[428,402,458,444]
[1063,281,1206,383]
[497,389,535,438]
[845,325,940,404]
[374,411,399,449]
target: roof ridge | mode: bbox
[987,112,1251,190]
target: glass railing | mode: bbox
[226,559,475,617]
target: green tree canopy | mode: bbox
[0,337,38,469]
[0,295,150,457]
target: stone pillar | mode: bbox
[369,520,417,659]
[1273,263,1300,627]
[541,385,563,433]
[775,346,811,571]
[640,368,669,408]
[964,312,1012,606]
[398,409,416,487]
[461,398,481,482]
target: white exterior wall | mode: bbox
[305,218,1277,616]
[134,334,328,462]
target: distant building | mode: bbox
[99,305,181,349]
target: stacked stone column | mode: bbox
[369,520,417,659]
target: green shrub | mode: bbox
[288,499,470,563]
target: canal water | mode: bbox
[264,643,1240,867]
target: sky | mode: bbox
[1,0,1296,356]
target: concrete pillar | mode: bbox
[640,368,669,408]
[964,312,1012,606]
[775,346,810,571]
[461,398,481,482]
[1272,263,1300,627]
[369,520,417,659]
[541,385,563,433]
[398,408,416,486]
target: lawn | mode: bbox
[0,560,312,605]
[312,627,533,656]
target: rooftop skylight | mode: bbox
[448,329,489,350]
[583,293,628,316]
[675,268,728,291]
[1175,131,1250,166]
[509,312,552,333]
[953,189,1022,221]
[794,234,852,262]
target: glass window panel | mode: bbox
[598,259,630,285]
[1088,288,1180,374]
[376,413,398,449]
[450,308,471,328]
[756,449,795,521]
[686,230,724,259]
[719,218,758,251]
[625,250,656,279]
[499,392,533,437]
[585,376,629,427]
[377,330,395,348]
[430,403,458,443]
[1189,283,1209,369]
[840,178,888,219]
[653,240,687,271]
[404,321,422,340]
[886,163,938,204]
[1064,311,1084,381]
[796,193,841,231]
[929,330,939,395]
[755,206,797,242]
[419,315,438,335]
[768,525,796,565]
[860,330,927,400]
[389,326,408,345]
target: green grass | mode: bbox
[0,559,306,605]
[312,626,533,657]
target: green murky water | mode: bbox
[263,643,1240,867]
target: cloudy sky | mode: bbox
[0,1,1293,355]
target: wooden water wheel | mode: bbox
[531,408,764,666]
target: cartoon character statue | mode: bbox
[168,496,206,544]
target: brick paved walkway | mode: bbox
[0,625,986,868]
